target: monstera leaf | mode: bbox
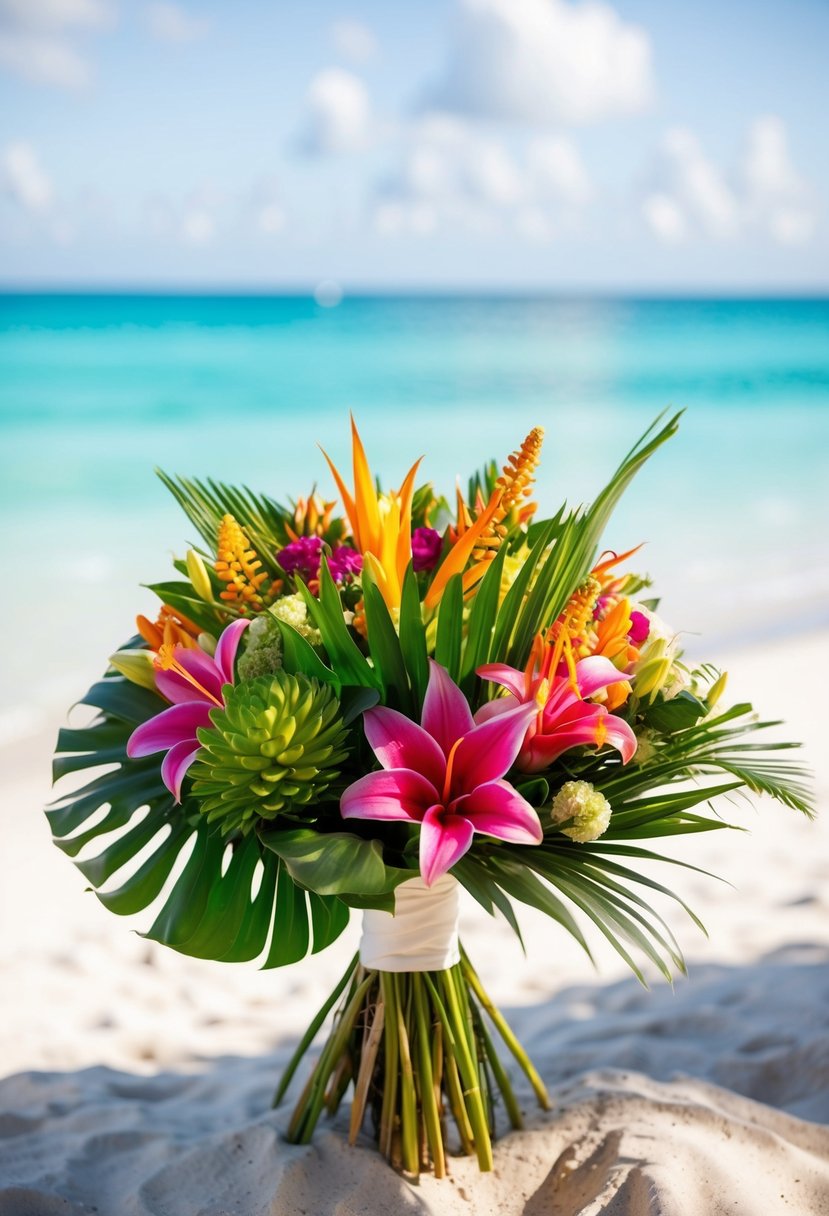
[47,672,350,966]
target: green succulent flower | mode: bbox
[190,671,349,836]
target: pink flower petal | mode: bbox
[419,805,474,887]
[363,706,446,790]
[127,702,214,758]
[160,739,201,802]
[153,668,209,705]
[453,780,543,844]
[476,662,527,701]
[451,701,538,793]
[473,692,518,725]
[421,660,474,756]
[214,618,250,684]
[153,646,226,705]
[520,707,637,771]
[341,768,438,823]
[575,655,631,700]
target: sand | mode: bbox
[1,631,828,1215]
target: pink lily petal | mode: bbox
[421,659,474,757]
[521,709,637,771]
[127,701,214,758]
[160,739,201,803]
[214,618,250,685]
[451,700,538,794]
[419,805,474,887]
[575,655,631,699]
[453,780,543,844]
[341,768,438,823]
[153,668,209,705]
[473,692,518,725]
[363,705,446,790]
[476,662,527,701]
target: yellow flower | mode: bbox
[321,416,421,614]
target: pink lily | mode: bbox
[126,618,249,801]
[341,660,543,886]
[476,656,637,774]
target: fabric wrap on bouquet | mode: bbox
[359,874,461,972]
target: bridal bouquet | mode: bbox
[49,413,812,1177]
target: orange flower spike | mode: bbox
[496,426,545,519]
[215,513,269,612]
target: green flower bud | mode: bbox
[190,672,349,836]
[186,549,215,603]
[551,780,612,843]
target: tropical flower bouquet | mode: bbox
[49,413,812,1178]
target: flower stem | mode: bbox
[460,948,551,1111]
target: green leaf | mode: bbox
[399,565,429,710]
[434,573,464,682]
[645,690,708,733]
[362,567,413,714]
[49,667,349,968]
[275,619,341,690]
[143,581,222,633]
[297,561,378,689]
[155,470,292,568]
[259,826,412,907]
[460,544,507,696]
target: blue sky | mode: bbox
[1,0,827,289]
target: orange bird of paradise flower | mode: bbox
[321,417,422,614]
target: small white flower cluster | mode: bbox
[271,594,322,646]
[551,780,612,843]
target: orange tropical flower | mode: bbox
[321,417,421,614]
[137,604,201,651]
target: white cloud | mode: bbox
[643,117,818,247]
[0,0,113,88]
[641,192,685,244]
[146,3,209,44]
[3,140,53,210]
[298,68,372,154]
[373,117,593,241]
[331,19,377,64]
[528,136,593,204]
[739,115,816,246]
[426,0,654,126]
[646,128,734,241]
[181,208,214,245]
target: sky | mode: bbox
[1,0,828,290]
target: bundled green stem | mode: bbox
[276,944,550,1177]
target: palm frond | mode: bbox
[156,470,294,567]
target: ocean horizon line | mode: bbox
[2,285,829,303]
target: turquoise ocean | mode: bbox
[2,293,828,737]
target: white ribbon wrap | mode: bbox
[359,874,460,972]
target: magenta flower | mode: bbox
[126,618,249,802]
[476,656,637,773]
[411,526,443,573]
[341,660,542,886]
[628,610,651,645]
[327,545,363,583]
[277,536,362,584]
[277,536,324,580]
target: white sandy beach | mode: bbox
[1,630,828,1215]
